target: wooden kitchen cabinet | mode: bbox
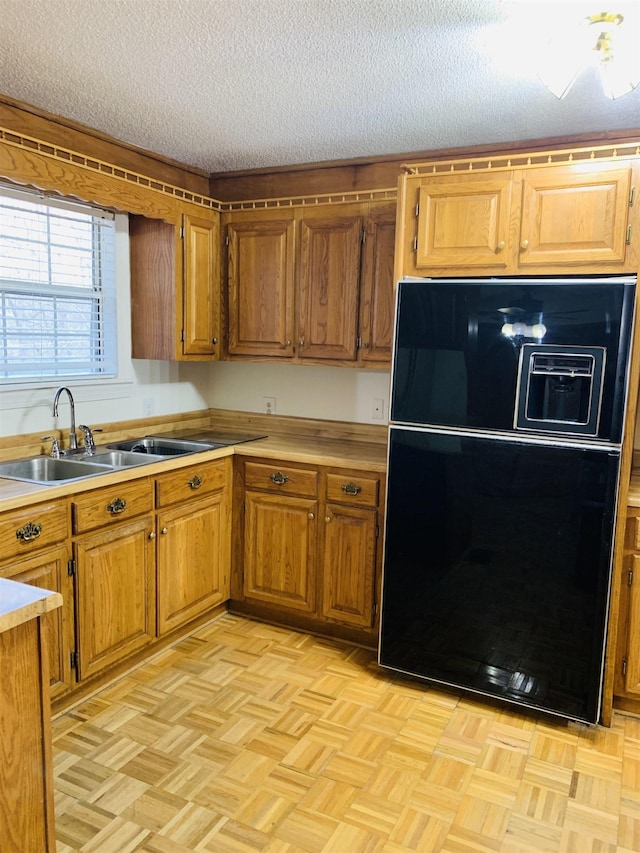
[72,480,156,681]
[235,458,383,643]
[130,210,221,360]
[223,201,395,366]
[614,507,640,712]
[399,160,638,277]
[242,460,319,613]
[155,458,231,634]
[0,499,73,699]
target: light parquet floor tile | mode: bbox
[53,613,640,852]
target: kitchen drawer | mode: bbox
[630,515,640,551]
[72,479,154,534]
[155,458,229,508]
[0,500,69,563]
[325,472,380,507]
[244,460,318,497]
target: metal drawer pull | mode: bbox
[106,497,127,515]
[270,472,289,485]
[341,482,362,496]
[188,474,203,489]
[16,521,42,542]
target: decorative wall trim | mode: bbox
[222,187,398,211]
[402,141,640,175]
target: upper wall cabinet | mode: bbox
[129,211,221,360]
[223,200,396,367]
[397,160,639,278]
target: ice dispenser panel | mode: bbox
[515,345,606,436]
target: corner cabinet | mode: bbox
[233,458,384,645]
[130,210,221,360]
[398,159,639,278]
[223,200,395,366]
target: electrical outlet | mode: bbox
[263,396,276,415]
[142,398,155,417]
[372,398,384,419]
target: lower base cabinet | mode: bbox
[236,459,384,642]
[74,516,156,681]
[614,506,640,712]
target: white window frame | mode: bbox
[0,184,121,387]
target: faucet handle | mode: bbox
[78,425,101,454]
[41,436,61,458]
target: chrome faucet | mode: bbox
[78,424,100,455]
[52,386,78,452]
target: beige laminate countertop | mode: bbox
[0,576,62,634]
[0,435,387,512]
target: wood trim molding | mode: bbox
[402,140,640,175]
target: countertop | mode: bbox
[0,577,62,634]
[0,433,388,512]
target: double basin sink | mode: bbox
[0,437,226,486]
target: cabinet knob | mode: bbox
[188,474,203,489]
[520,239,529,251]
[270,471,289,485]
[16,521,42,542]
[341,482,362,496]
[284,340,291,347]
[106,497,127,515]
[496,240,505,252]
[298,339,304,347]
[308,512,315,520]
[148,531,156,540]
[211,337,218,345]
[325,515,331,523]
[161,527,168,535]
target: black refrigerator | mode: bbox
[379,275,637,723]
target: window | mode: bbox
[0,185,117,384]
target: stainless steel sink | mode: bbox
[0,456,113,485]
[106,436,223,456]
[86,449,166,467]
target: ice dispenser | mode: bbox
[515,344,606,436]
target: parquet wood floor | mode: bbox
[53,613,640,852]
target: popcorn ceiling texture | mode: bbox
[0,0,639,173]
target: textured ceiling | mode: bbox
[1,0,639,174]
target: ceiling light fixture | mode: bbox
[540,11,639,100]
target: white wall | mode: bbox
[207,361,391,424]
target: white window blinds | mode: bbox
[0,185,117,384]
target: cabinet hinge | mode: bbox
[225,234,230,247]
[622,657,628,676]
[356,336,362,349]
[629,186,635,207]
[180,329,185,342]
[628,567,634,586]
[626,224,632,245]
[372,602,378,618]
[361,228,366,245]
[67,558,76,577]
[413,236,418,252]
[415,202,419,217]
[70,651,78,670]
[376,525,381,538]
[179,225,185,239]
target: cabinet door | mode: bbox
[414,173,514,270]
[227,218,295,357]
[1,547,73,699]
[518,163,633,269]
[359,209,396,363]
[321,504,377,628]
[623,553,640,696]
[75,517,156,680]
[157,491,230,635]
[183,213,220,356]
[298,216,362,360]
[243,491,317,613]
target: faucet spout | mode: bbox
[52,386,78,451]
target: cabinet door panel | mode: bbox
[227,219,295,356]
[298,217,362,360]
[243,491,317,612]
[359,211,395,363]
[624,553,640,696]
[1,546,73,699]
[322,504,376,628]
[415,174,513,269]
[183,214,219,356]
[75,517,156,680]
[519,164,633,268]
[157,491,229,635]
